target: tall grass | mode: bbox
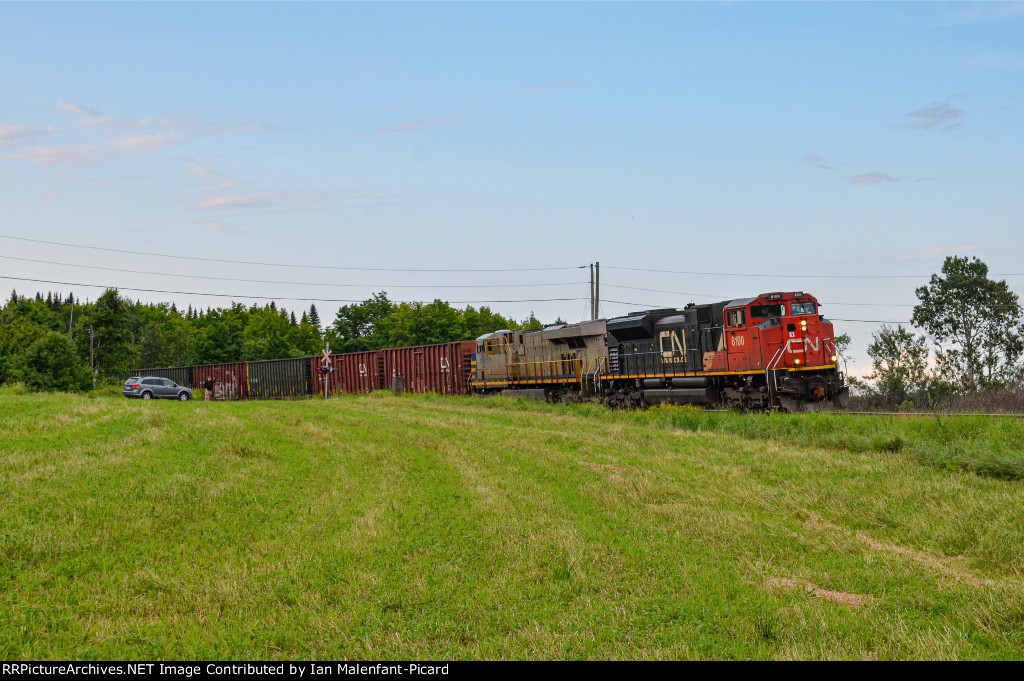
[3,391,1024,659]
[635,406,1024,480]
[471,397,1024,481]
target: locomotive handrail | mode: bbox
[507,358,584,384]
[765,342,789,400]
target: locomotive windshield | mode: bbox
[791,302,817,315]
[750,304,785,319]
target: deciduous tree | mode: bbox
[912,256,1023,391]
[865,325,931,406]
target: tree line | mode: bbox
[0,290,544,392]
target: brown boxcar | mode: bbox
[247,357,311,399]
[193,362,249,400]
[381,341,475,395]
[312,350,384,396]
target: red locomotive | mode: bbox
[472,291,850,411]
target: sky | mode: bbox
[1,1,1022,375]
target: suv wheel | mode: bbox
[141,391,152,400]
[178,392,190,401]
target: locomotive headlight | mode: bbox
[831,354,838,362]
[800,319,807,328]
[795,358,802,365]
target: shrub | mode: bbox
[17,331,92,392]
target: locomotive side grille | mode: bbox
[608,346,620,374]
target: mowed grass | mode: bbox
[1,390,1024,660]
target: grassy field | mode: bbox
[2,388,1024,660]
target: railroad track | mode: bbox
[837,411,1024,418]
[707,409,1024,418]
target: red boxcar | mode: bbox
[312,351,384,396]
[193,362,249,400]
[381,341,475,395]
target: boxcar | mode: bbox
[381,341,475,395]
[246,357,312,399]
[312,350,383,396]
[193,362,249,400]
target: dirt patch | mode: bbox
[802,510,988,588]
[577,461,625,482]
[765,577,874,609]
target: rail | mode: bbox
[706,409,1024,418]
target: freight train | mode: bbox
[473,291,849,411]
[127,291,849,411]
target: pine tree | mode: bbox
[309,304,320,328]
[290,311,298,326]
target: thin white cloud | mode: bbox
[112,131,192,150]
[198,218,238,233]
[56,101,101,116]
[802,153,835,171]
[902,100,965,131]
[3,144,105,167]
[2,101,267,167]
[198,189,391,211]
[197,191,326,211]
[850,172,899,187]
[0,124,49,148]
[56,172,142,185]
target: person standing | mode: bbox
[203,376,216,401]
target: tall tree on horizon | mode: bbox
[912,256,1023,391]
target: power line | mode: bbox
[0,275,589,305]
[605,265,1024,278]
[0,234,586,273]
[603,284,922,307]
[0,254,586,289]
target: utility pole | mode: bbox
[589,264,595,319]
[595,261,600,319]
[88,325,94,372]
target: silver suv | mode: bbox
[123,376,193,401]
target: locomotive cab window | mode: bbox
[750,304,785,319]
[791,302,816,316]
[726,308,746,328]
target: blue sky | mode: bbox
[1,2,1022,373]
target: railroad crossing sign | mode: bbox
[319,343,336,398]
